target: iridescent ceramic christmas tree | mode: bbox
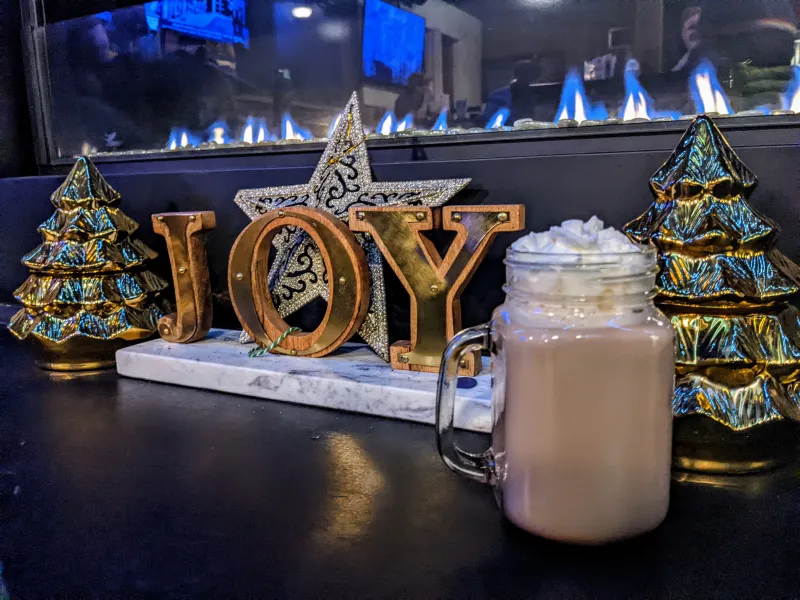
[625,116,800,473]
[8,157,169,370]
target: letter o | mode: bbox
[229,207,370,357]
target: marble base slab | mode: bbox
[116,329,492,432]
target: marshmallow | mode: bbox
[512,216,640,255]
[503,217,656,327]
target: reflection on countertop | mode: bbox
[0,329,799,597]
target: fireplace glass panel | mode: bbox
[23,0,800,163]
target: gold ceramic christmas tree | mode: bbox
[8,156,169,370]
[625,116,800,473]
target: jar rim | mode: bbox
[504,244,656,269]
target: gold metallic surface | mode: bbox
[152,211,216,343]
[350,205,524,374]
[624,116,800,470]
[7,157,167,370]
[229,207,369,358]
[670,307,800,367]
[672,469,778,491]
[29,336,132,371]
[672,415,796,474]
[673,456,777,474]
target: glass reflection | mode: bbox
[784,65,800,111]
[554,69,608,123]
[37,0,799,161]
[621,68,681,121]
[689,59,733,115]
[312,432,385,547]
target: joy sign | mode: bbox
[155,204,523,374]
[153,92,524,373]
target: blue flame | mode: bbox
[689,59,733,115]
[376,111,397,135]
[486,108,509,129]
[782,66,799,112]
[328,113,342,138]
[207,120,231,144]
[240,117,275,143]
[753,105,772,115]
[554,69,607,123]
[620,69,681,120]
[432,109,448,131]
[397,113,414,131]
[166,127,198,149]
[281,113,312,140]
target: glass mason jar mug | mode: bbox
[436,245,675,544]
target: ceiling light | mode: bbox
[292,5,313,19]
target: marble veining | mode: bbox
[117,329,492,432]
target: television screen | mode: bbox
[144,0,249,48]
[362,0,425,86]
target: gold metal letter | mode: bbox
[152,211,216,343]
[349,205,524,375]
[229,207,370,358]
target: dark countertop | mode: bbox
[1,329,799,599]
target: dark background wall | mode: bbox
[0,0,35,176]
[0,122,797,340]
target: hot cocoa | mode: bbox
[436,217,675,545]
[493,325,674,543]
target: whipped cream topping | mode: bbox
[502,217,656,328]
[511,216,640,255]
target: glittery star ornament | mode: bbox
[235,92,471,360]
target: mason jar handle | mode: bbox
[435,323,493,483]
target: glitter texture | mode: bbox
[234,92,471,360]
